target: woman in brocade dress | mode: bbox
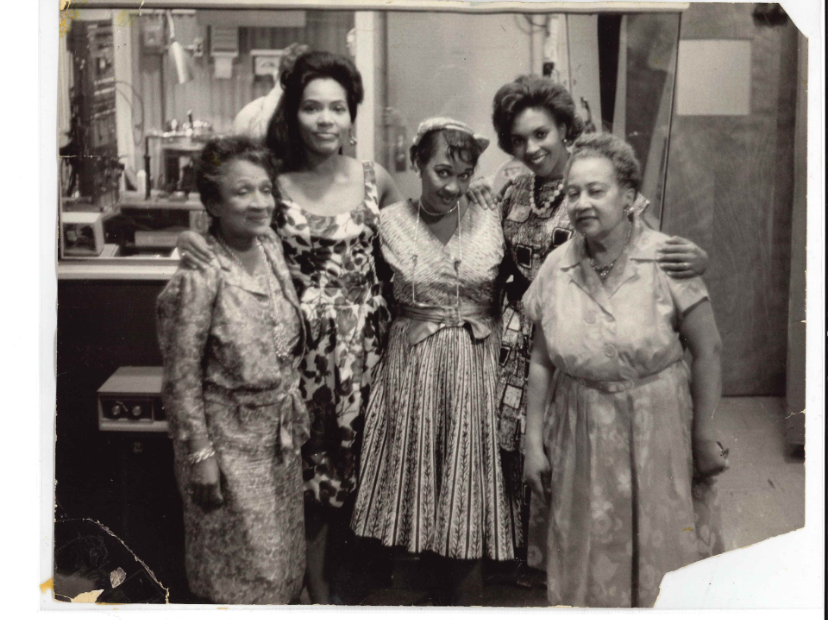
[352,118,513,605]
[178,51,400,603]
[157,137,308,604]
[488,75,714,566]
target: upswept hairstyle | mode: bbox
[491,75,584,154]
[410,128,485,171]
[566,132,642,194]
[195,136,280,219]
[265,51,364,171]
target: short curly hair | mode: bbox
[195,136,280,215]
[409,128,484,171]
[566,132,642,194]
[492,75,583,154]
[266,51,364,171]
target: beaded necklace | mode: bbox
[216,235,295,359]
[531,176,566,218]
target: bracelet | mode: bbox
[188,445,216,465]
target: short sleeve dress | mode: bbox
[522,217,721,607]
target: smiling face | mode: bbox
[510,106,569,179]
[210,159,276,243]
[418,134,475,214]
[565,156,634,242]
[296,77,351,157]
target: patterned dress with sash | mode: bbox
[352,199,513,560]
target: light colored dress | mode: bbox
[275,161,390,509]
[351,200,514,561]
[523,216,717,607]
[498,173,649,559]
[157,231,308,604]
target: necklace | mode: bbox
[532,176,565,218]
[412,198,463,306]
[217,234,294,360]
[418,198,458,217]
[588,221,633,280]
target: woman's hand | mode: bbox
[523,444,551,502]
[190,457,224,509]
[178,231,216,271]
[466,177,499,210]
[657,236,709,279]
[693,437,730,479]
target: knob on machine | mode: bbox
[97,367,167,433]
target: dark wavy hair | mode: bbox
[265,51,364,171]
[566,132,642,194]
[195,136,279,231]
[492,75,584,155]
[410,128,484,171]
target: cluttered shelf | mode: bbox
[59,190,203,280]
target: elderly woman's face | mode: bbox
[510,107,568,179]
[297,78,351,156]
[565,156,632,241]
[419,135,475,214]
[212,159,275,241]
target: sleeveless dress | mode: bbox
[275,161,390,509]
[352,200,514,561]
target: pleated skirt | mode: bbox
[351,319,514,561]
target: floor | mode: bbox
[348,397,806,606]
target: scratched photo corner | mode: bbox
[52,0,808,608]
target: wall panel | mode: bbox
[663,3,798,395]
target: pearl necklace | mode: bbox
[588,221,633,280]
[532,176,565,218]
[412,198,463,306]
[216,235,294,359]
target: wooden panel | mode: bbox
[662,3,799,395]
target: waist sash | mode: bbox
[398,303,497,345]
[203,381,309,461]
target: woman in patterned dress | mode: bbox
[352,118,513,605]
[178,51,400,603]
[521,133,729,607]
[488,75,712,567]
[157,137,309,604]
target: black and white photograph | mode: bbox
[29,0,823,614]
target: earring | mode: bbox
[348,129,357,146]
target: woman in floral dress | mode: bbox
[178,51,400,603]
[157,137,308,604]
[521,133,729,607]
[489,75,712,566]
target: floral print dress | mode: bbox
[275,161,390,509]
[522,217,721,607]
[498,173,650,561]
